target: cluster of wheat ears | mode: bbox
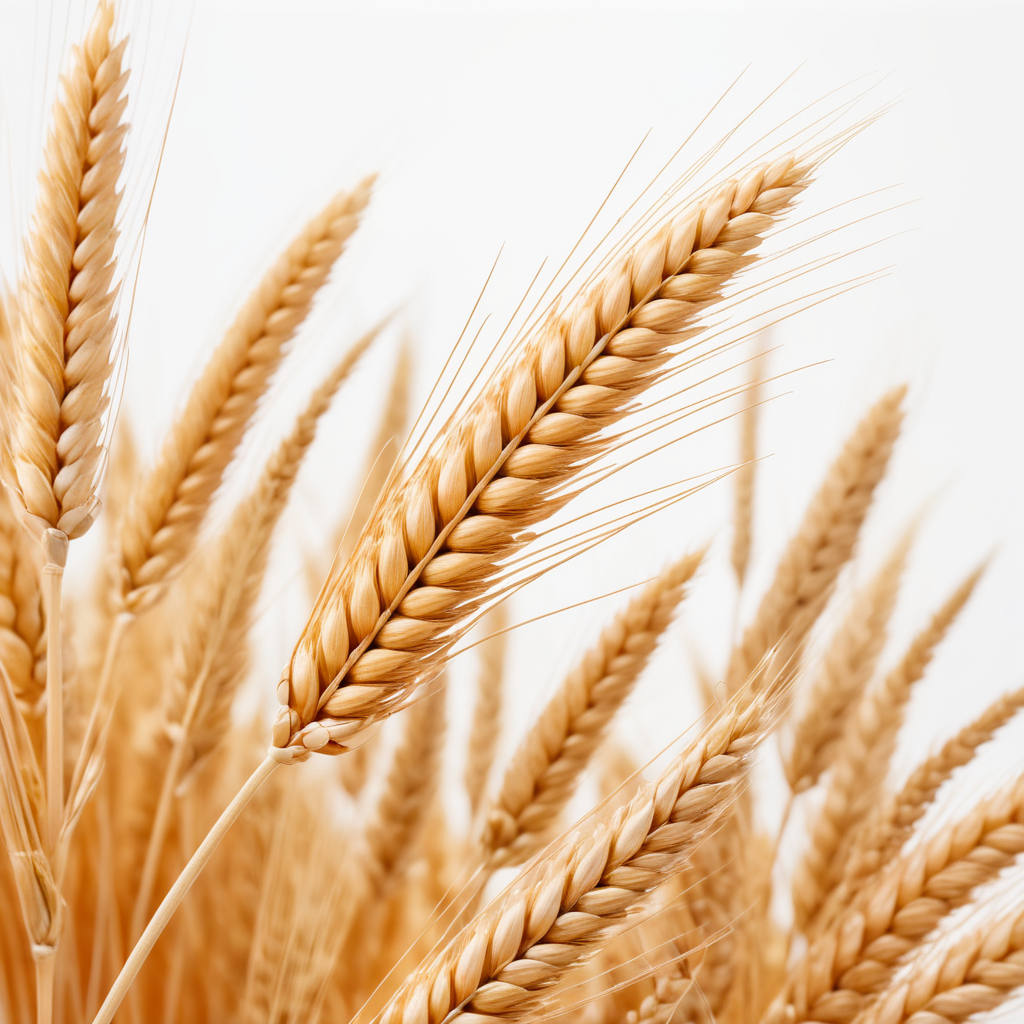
[0,4,1021,1024]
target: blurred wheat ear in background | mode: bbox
[1,4,1022,1024]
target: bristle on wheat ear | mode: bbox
[273,153,816,762]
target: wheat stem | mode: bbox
[35,953,54,1024]
[41,530,67,855]
[91,754,279,1024]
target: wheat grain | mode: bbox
[480,550,703,869]
[275,155,814,763]
[116,178,373,611]
[724,387,905,700]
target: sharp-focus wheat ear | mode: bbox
[7,0,127,544]
[275,154,816,763]
[117,177,374,612]
[731,348,766,589]
[765,774,1024,1024]
[785,530,912,793]
[793,565,985,935]
[373,664,788,1024]
[465,604,508,819]
[362,681,447,896]
[725,387,905,700]
[125,331,376,942]
[834,683,1024,913]
[479,550,703,869]
[0,488,45,710]
[857,902,1024,1024]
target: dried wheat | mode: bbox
[277,155,814,762]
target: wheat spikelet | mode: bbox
[7,0,127,542]
[373,665,786,1024]
[466,605,509,819]
[766,775,1024,1024]
[116,178,373,610]
[858,905,1024,1024]
[785,533,911,793]
[793,567,983,934]
[276,155,815,762]
[724,387,905,699]
[480,550,703,869]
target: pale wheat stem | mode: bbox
[35,953,54,1024]
[41,530,67,858]
[91,754,279,1024]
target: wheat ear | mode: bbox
[276,154,814,763]
[128,331,376,942]
[8,0,127,542]
[465,605,509,819]
[793,566,983,934]
[766,774,1024,1024]
[857,904,1024,1024]
[724,387,905,699]
[117,178,373,612]
[785,531,911,793]
[373,665,788,1024]
[480,550,703,869]
[834,683,1024,915]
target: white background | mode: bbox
[2,2,1023,828]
